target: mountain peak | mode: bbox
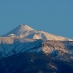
[19,24,34,31]
[19,24,29,27]
[5,24,34,36]
[5,24,73,41]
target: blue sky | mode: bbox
[0,0,73,38]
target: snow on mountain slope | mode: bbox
[0,37,73,58]
[4,24,73,41]
[0,37,42,57]
[1,24,73,73]
[0,24,73,58]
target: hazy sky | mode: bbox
[0,0,73,39]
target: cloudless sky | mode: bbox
[0,0,73,38]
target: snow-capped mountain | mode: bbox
[0,37,73,59]
[0,24,73,73]
[5,24,73,41]
[0,24,72,58]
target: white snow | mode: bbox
[0,37,42,57]
[4,24,73,41]
[0,24,73,58]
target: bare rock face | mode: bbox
[0,52,73,73]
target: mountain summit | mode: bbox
[0,24,73,73]
[5,24,72,41]
[19,24,34,31]
[5,24,34,36]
